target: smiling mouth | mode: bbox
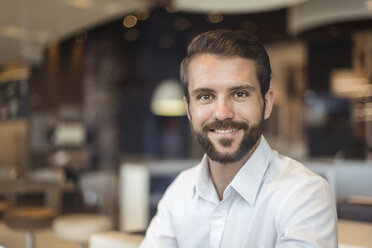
[202,120,249,134]
[212,129,238,133]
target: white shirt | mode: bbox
[141,137,337,248]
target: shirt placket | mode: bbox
[209,191,231,248]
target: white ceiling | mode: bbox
[0,0,150,66]
[173,0,308,14]
[289,0,372,34]
[1,0,372,67]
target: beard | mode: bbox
[192,118,264,164]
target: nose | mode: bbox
[212,99,234,120]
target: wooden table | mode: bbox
[0,179,74,213]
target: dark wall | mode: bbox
[305,33,363,158]
[307,37,352,91]
[30,40,85,112]
[29,6,372,169]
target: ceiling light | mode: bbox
[165,5,179,13]
[137,8,151,21]
[206,12,223,24]
[123,15,138,28]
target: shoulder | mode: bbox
[265,153,336,219]
[264,153,335,212]
[268,153,330,189]
[266,155,338,245]
[160,163,200,201]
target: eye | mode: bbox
[198,94,213,102]
[233,91,248,99]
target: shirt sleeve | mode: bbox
[275,178,338,248]
[139,182,179,248]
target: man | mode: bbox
[141,29,337,247]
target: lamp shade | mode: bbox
[150,79,187,117]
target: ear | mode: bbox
[184,96,192,121]
[263,89,274,120]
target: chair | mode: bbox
[26,167,67,213]
[0,167,18,206]
[52,170,117,248]
[3,206,55,248]
[79,170,118,218]
[1,168,65,248]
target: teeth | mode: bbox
[214,129,236,133]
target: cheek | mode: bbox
[235,102,264,122]
[190,104,212,126]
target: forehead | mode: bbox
[188,54,259,89]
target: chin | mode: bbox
[215,147,239,155]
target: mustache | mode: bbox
[202,119,249,132]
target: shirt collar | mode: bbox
[194,154,220,203]
[230,136,273,205]
[193,136,273,205]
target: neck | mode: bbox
[208,136,261,201]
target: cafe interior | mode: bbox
[1,0,372,247]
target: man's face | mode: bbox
[184,54,273,164]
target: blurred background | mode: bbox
[1,0,372,247]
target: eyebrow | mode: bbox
[191,87,216,97]
[228,84,257,92]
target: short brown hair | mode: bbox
[180,29,271,102]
